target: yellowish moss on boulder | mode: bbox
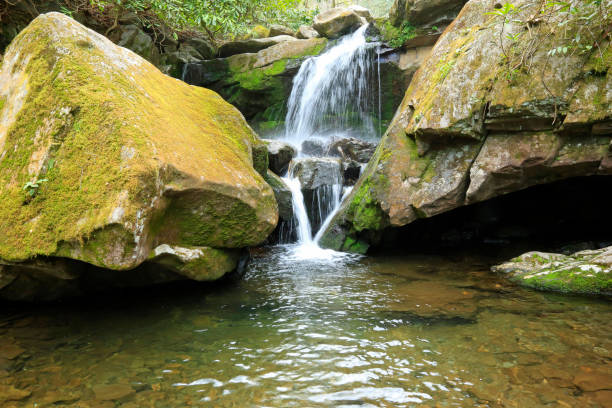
[0,13,277,284]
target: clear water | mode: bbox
[1,249,611,407]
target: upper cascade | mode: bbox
[284,24,379,146]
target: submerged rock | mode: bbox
[320,0,612,254]
[313,7,365,38]
[0,13,278,300]
[493,247,612,296]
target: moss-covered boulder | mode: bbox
[0,13,278,299]
[183,37,328,130]
[320,0,612,253]
[493,247,612,296]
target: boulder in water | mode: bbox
[313,7,364,38]
[493,247,612,296]
[264,139,297,175]
[301,139,328,157]
[218,35,297,58]
[297,25,321,39]
[290,158,343,191]
[0,13,278,300]
[329,137,376,163]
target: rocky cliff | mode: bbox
[321,0,612,254]
[0,13,277,300]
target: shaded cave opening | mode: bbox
[372,176,612,260]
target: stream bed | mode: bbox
[1,246,611,407]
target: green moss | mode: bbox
[0,96,5,111]
[521,267,612,295]
[342,236,369,254]
[347,178,388,232]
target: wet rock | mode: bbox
[313,7,364,38]
[290,158,343,191]
[329,137,376,163]
[0,13,277,300]
[0,344,25,360]
[342,160,363,186]
[573,368,612,392]
[297,25,320,39]
[269,24,295,37]
[0,384,31,402]
[218,35,297,58]
[147,245,242,281]
[92,384,135,401]
[386,280,478,319]
[301,139,328,157]
[263,171,293,222]
[264,139,297,175]
[492,246,612,295]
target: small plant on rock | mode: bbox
[23,178,48,200]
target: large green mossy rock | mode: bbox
[493,247,612,296]
[320,0,612,253]
[0,13,278,298]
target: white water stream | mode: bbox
[279,24,379,255]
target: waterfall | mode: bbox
[314,186,353,244]
[278,23,379,255]
[282,176,314,246]
[284,24,378,145]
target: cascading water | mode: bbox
[279,24,380,256]
[284,24,378,144]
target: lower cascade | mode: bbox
[275,24,379,256]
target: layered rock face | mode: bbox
[0,13,278,300]
[321,0,611,253]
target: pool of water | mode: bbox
[1,246,611,407]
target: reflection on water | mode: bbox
[1,247,611,407]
